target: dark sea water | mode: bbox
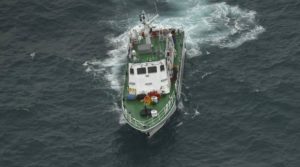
[1,0,300,166]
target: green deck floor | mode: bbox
[124,90,173,121]
[131,36,166,63]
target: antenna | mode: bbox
[140,10,146,24]
[154,1,159,15]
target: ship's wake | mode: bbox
[159,1,265,57]
[83,1,264,121]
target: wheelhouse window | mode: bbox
[130,68,134,75]
[160,65,165,71]
[148,66,157,73]
[137,67,146,75]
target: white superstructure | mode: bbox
[128,59,171,95]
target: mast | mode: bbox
[139,11,159,45]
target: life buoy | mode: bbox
[148,91,161,100]
[144,95,152,105]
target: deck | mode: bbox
[130,35,167,63]
[122,30,184,130]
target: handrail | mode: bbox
[123,92,176,130]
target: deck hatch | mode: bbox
[138,44,152,53]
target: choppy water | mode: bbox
[1,0,300,166]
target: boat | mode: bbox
[121,10,186,137]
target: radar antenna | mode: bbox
[154,1,159,15]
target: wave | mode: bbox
[158,2,265,51]
[83,32,128,90]
[83,1,265,93]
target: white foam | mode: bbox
[158,2,265,54]
[118,113,127,125]
[181,91,189,102]
[83,32,129,90]
[110,102,127,125]
[192,109,200,118]
[83,1,264,120]
[84,1,264,90]
[184,112,189,115]
[220,25,265,48]
[176,122,183,127]
[82,61,88,66]
[85,67,92,73]
[30,52,36,59]
[177,100,185,111]
[201,72,213,79]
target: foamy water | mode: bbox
[83,1,264,98]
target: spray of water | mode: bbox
[83,1,265,122]
[83,32,128,90]
[158,2,265,56]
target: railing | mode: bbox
[123,92,176,130]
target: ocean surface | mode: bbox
[1,0,300,166]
